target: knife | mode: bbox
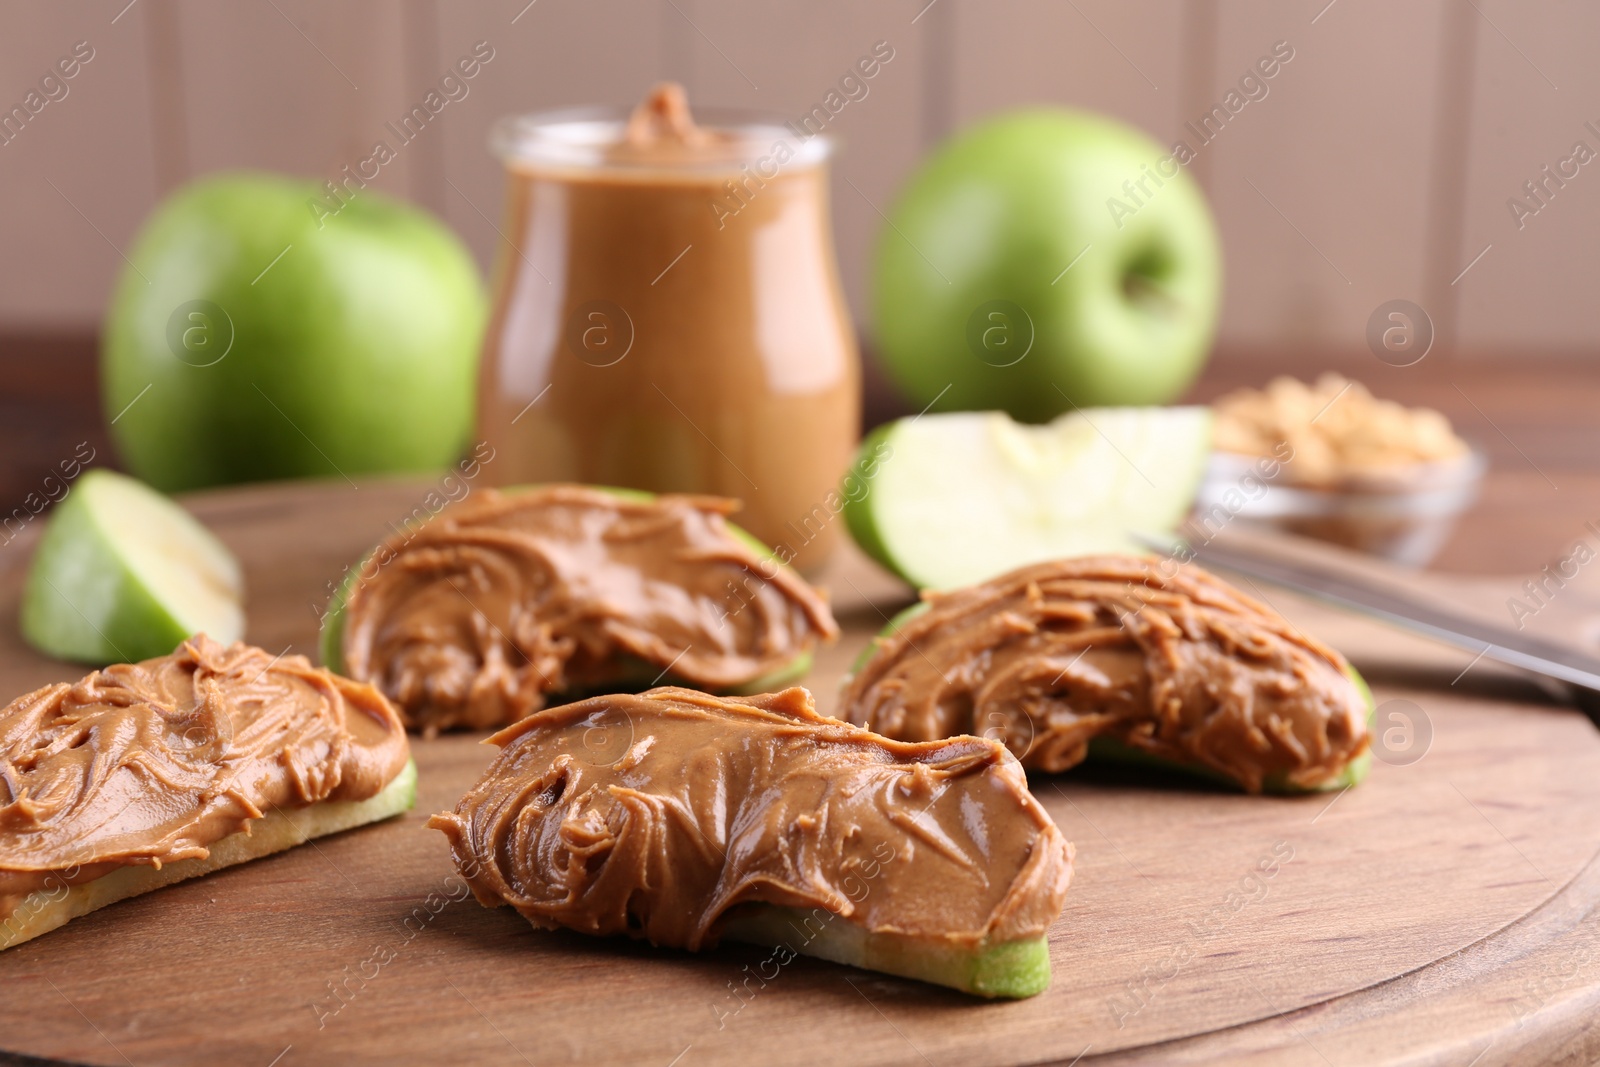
[1134,532,1600,709]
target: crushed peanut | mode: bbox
[1212,374,1469,484]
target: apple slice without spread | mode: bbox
[21,470,244,664]
[844,406,1211,589]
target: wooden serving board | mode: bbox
[4,479,1600,1067]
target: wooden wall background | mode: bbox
[0,0,1593,357]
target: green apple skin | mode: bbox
[840,422,903,581]
[103,171,486,491]
[872,109,1222,422]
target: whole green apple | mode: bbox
[872,109,1221,421]
[103,171,485,489]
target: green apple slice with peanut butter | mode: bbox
[839,555,1373,794]
[0,637,415,951]
[430,686,1073,998]
[320,484,838,733]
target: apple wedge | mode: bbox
[21,470,244,664]
[845,407,1211,589]
[718,904,1053,999]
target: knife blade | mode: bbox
[1134,532,1600,705]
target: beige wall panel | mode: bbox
[950,0,1186,145]
[170,1,416,195]
[0,1,162,328]
[678,0,929,324]
[1452,0,1599,355]
[430,0,666,282]
[1203,0,1448,352]
[5,0,1596,360]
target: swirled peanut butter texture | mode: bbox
[840,556,1371,793]
[335,486,838,733]
[429,686,1074,997]
[617,81,720,157]
[0,636,411,939]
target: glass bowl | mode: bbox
[1193,446,1487,567]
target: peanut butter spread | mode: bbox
[339,485,839,734]
[839,557,1370,793]
[618,82,718,154]
[429,686,1072,950]
[0,636,408,915]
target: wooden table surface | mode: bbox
[1,477,1600,1066]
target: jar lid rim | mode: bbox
[490,105,834,170]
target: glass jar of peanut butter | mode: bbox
[476,84,860,571]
